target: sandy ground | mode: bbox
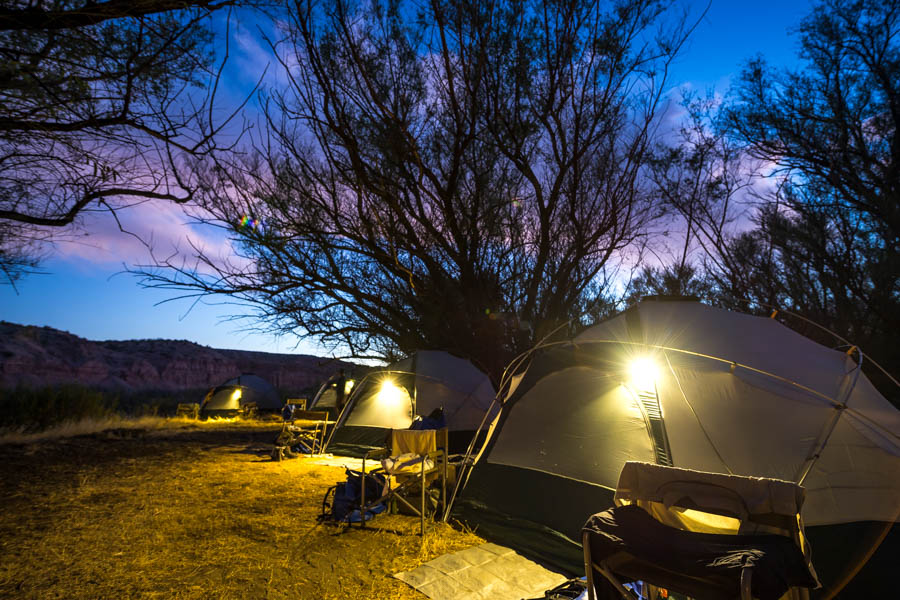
[0,420,484,599]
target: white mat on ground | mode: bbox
[394,542,568,600]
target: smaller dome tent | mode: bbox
[308,375,357,418]
[201,373,282,417]
[326,351,497,456]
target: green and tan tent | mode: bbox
[326,350,498,456]
[307,374,357,420]
[200,373,282,417]
[453,298,899,597]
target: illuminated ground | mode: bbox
[0,419,483,599]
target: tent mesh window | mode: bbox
[636,387,672,467]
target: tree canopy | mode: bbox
[0,0,253,286]
[7,0,895,398]
[138,0,692,380]
[645,0,900,397]
[725,0,898,371]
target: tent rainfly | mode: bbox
[453,298,899,598]
[326,351,497,456]
[201,373,282,416]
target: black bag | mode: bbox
[522,578,588,600]
[321,468,386,522]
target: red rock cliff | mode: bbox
[0,322,358,395]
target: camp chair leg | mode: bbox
[740,566,752,600]
[360,459,367,529]
[360,463,365,529]
[583,532,596,600]
[391,488,420,515]
[597,565,640,600]
[582,531,639,600]
[420,459,426,536]
[441,451,447,519]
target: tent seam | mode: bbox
[663,350,734,475]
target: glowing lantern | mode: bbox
[376,379,407,408]
[629,357,657,394]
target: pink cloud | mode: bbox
[53,199,243,273]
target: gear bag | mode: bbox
[321,468,386,522]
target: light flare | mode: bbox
[629,357,658,393]
[376,378,408,408]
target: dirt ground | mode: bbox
[0,420,484,599]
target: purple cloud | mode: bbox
[52,199,240,272]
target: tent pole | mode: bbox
[795,348,864,485]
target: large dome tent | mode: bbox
[326,350,498,456]
[453,298,899,597]
[201,373,282,417]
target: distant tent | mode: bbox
[201,373,282,416]
[453,298,900,597]
[308,376,356,417]
[327,351,498,456]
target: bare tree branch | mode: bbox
[0,0,263,281]
[136,0,692,379]
[0,0,237,31]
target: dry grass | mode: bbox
[0,414,283,445]
[0,420,483,599]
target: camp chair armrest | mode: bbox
[363,447,390,460]
[362,448,391,483]
[424,448,446,462]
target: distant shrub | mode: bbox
[0,385,258,432]
[0,385,119,432]
[117,389,208,417]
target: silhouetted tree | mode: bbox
[719,0,900,373]
[0,0,258,286]
[138,0,694,380]
[644,91,766,303]
[649,1,899,406]
[623,263,713,305]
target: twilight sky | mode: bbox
[0,0,814,356]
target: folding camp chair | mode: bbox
[582,462,820,600]
[359,428,448,535]
[273,410,332,458]
[289,410,335,454]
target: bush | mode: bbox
[0,385,119,432]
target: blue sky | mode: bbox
[671,0,812,88]
[0,0,814,356]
